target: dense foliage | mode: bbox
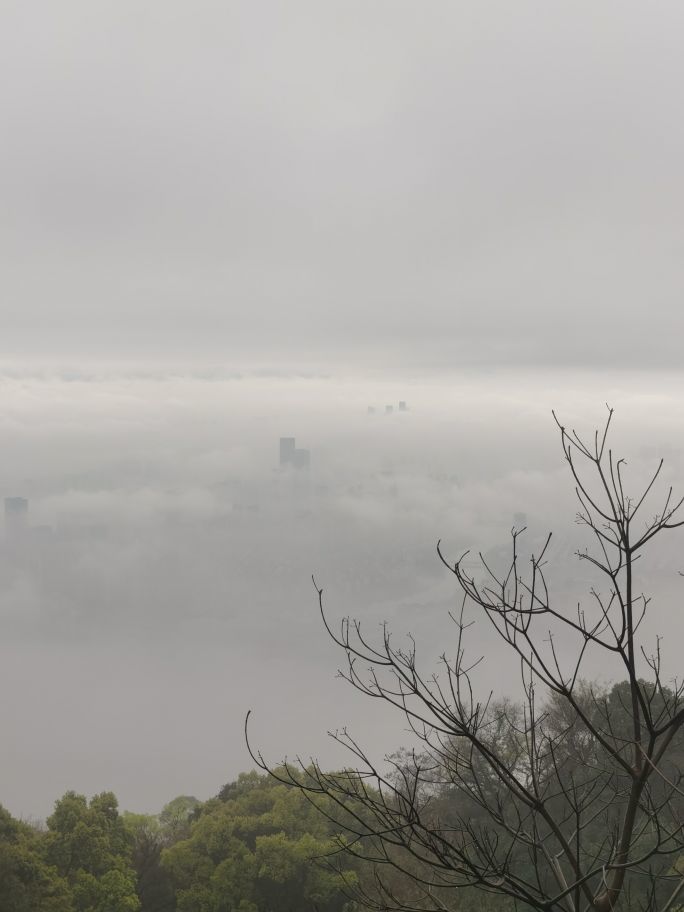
[3,682,682,911]
[162,770,358,912]
[0,771,359,912]
[0,804,73,912]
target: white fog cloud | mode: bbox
[0,368,683,819]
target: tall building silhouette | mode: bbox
[279,437,310,470]
[280,438,296,466]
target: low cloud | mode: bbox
[0,366,683,820]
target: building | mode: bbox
[5,496,28,538]
[279,437,310,470]
[280,437,296,467]
[291,448,310,469]
[399,401,407,411]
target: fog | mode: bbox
[0,365,683,820]
[2,0,684,822]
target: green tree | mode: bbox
[159,797,201,844]
[124,812,177,912]
[0,804,74,912]
[45,790,141,912]
[162,770,357,912]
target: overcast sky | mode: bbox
[2,1,684,367]
[2,3,684,821]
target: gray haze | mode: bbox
[2,370,684,821]
[2,2,684,820]
[2,2,684,366]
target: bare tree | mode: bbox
[248,409,684,912]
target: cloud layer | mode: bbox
[0,367,683,819]
[1,2,684,365]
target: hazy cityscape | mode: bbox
[3,2,684,910]
[0,368,682,831]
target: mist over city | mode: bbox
[2,4,684,911]
[0,367,682,823]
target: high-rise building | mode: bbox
[291,448,310,469]
[279,437,310,470]
[5,496,28,538]
[399,401,407,411]
[280,438,296,467]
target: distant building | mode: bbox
[385,405,394,414]
[291,448,310,469]
[279,437,310,470]
[399,401,407,411]
[367,406,376,414]
[280,437,296,467]
[4,496,28,537]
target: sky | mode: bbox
[2,1,684,367]
[1,2,684,820]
